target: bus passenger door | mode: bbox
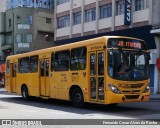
[40,59,50,96]
[10,63,17,93]
[89,51,105,102]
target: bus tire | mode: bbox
[71,88,84,108]
[21,86,29,100]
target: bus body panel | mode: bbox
[5,36,150,105]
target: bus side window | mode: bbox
[71,47,86,70]
[40,60,44,76]
[90,54,96,75]
[51,52,54,71]
[19,57,29,73]
[30,55,38,73]
[98,52,104,75]
[54,50,70,71]
[46,60,49,76]
[6,60,10,74]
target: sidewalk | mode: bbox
[150,93,160,100]
[0,87,160,100]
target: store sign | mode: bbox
[18,43,29,48]
[18,24,30,29]
[124,0,131,25]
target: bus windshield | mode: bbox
[108,49,149,81]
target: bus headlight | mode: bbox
[108,84,121,94]
[143,84,150,93]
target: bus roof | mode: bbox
[6,36,145,60]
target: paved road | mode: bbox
[0,88,160,128]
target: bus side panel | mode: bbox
[50,72,58,99]
[28,73,40,97]
[5,74,11,93]
[52,72,70,100]
[16,73,39,96]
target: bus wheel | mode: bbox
[71,88,84,108]
[21,86,29,100]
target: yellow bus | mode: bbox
[5,36,150,107]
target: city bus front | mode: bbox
[106,37,150,104]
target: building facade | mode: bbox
[0,7,54,61]
[0,0,7,12]
[54,0,152,40]
[54,0,160,94]
[7,0,54,10]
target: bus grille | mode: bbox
[119,83,145,88]
[125,95,139,99]
[122,90,141,94]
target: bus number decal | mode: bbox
[61,74,67,82]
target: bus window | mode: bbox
[30,55,38,73]
[40,60,44,76]
[12,64,16,77]
[46,60,49,76]
[98,52,104,75]
[54,50,70,71]
[90,54,96,76]
[71,47,86,70]
[6,60,10,74]
[51,52,54,71]
[18,57,29,73]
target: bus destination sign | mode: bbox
[108,38,147,50]
[118,41,141,49]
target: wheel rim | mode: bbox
[74,93,82,103]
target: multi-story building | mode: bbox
[7,0,54,10]
[0,0,7,12]
[0,7,54,61]
[54,0,160,94]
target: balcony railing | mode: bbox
[1,44,12,50]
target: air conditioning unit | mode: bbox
[149,53,158,64]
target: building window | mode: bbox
[135,0,149,11]
[99,3,112,19]
[57,15,70,28]
[116,0,125,15]
[85,8,96,22]
[9,19,11,27]
[73,12,81,25]
[6,35,12,44]
[57,0,70,5]
[26,34,32,43]
[16,34,22,43]
[46,18,52,24]
[26,15,32,25]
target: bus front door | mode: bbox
[89,51,105,102]
[40,59,50,97]
[10,63,17,93]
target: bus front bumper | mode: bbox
[106,91,150,104]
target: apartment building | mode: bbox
[7,0,54,10]
[54,0,160,94]
[0,7,54,61]
[0,0,7,12]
